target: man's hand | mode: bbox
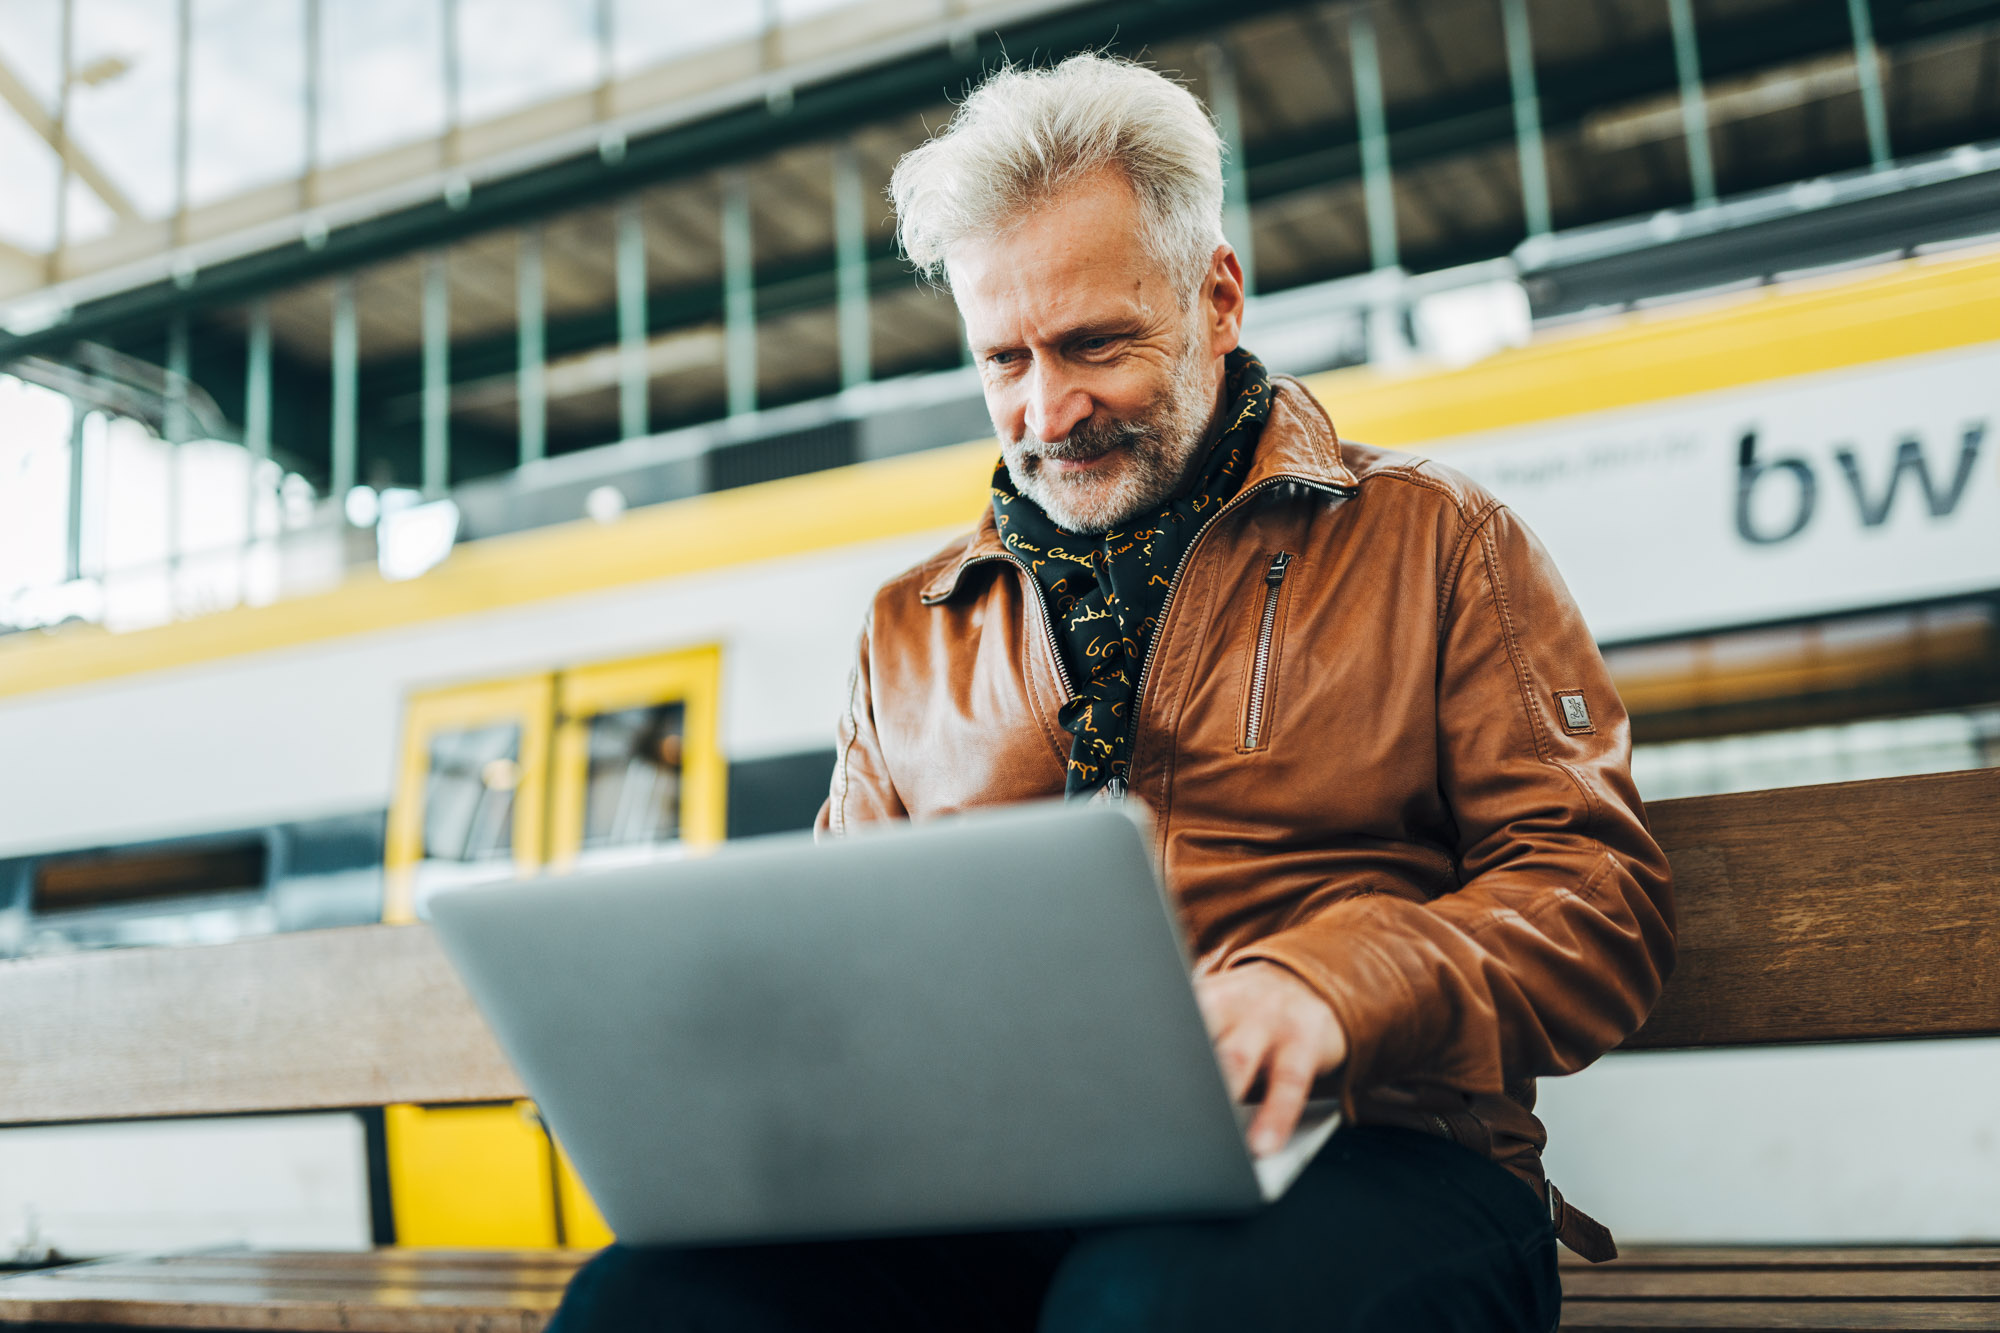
[1194,962,1348,1156]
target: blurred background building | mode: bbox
[0,0,1996,1263]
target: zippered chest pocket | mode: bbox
[1239,551,1292,751]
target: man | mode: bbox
[551,53,1672,1332]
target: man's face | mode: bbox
[947,173,1245,534]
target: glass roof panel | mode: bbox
[69,0,181,219]
[458,0,600,124]
[320,0,447,166]
[0,108,59,252]
[188,0,306,207]
[63,172,115,245]
[0,0,62,111]
[774,0,865,19]
[610,0,761,76]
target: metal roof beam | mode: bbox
[0,53,141,223]
[1243,0,2000,207]
[0,0,1309,366]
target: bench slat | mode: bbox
[1560,1246,2000,1332]
[7,1246,2000,1332]
[1561,1247,2000,1269]
[0,924,525,1124]
[1560,1299,2000,1330]
[0,1251,587,1332]
[1562,1268,2000,1298]
[1621,768,1999,1049]
[0,768,1992,1126]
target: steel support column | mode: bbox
[1666,0,1718,207]
[1204,41,1257,294]
[442,0,462,164]
[1349,7,1399,272]
[422,251,451,497]
[1847,0,1892,168]
[303,0,322,206]
[832,144,872,390]
[330,275,358,503]
[50,0,73,278]
[171,0,191,246]
[617,198,648,440]
[245,299,272,534]
[517,226,547,465]
[166,316,189,575]
[63,402,86,584]
[1499,0,1552,238]
[722,171,757,417]
[593,0,614,120]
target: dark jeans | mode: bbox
[547,1126,1560,1332]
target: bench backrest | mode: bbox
[2,768,1994,1126]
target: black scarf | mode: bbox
[992,348,1272,797]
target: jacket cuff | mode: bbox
[1226,892,1481,1114]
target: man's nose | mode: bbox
[1023,364,1092,444]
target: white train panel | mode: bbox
[0,529,949,860]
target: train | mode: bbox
[1,245,1996,1255]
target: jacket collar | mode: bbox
[919,374,1356,604]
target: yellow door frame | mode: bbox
[541,644,726,1245]
[382,672,560,1247]
[547,644,728,867]
[383,673,556,922]
[381,646,725,1249]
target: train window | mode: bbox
[422,722,524,864]
[549,646,725,871]
[32,838,268,914]
[579,702,685,850]
[384,674,554,923]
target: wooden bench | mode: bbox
[0,768,1993,1331]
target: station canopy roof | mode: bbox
[1,0,1997,461]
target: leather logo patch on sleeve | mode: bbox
[1556,690,1594,733]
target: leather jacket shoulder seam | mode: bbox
[1348,464,1495,523]
[1473,518,1607,832]
[1347,467,1497,632]
[1439,497,1503,632]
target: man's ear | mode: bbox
[1204,244,1247,357]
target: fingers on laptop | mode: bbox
[1250,1043,1317,1156]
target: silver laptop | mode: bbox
[427,800,1339,1247]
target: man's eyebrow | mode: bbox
[971,322,1137,356]
[1050,320,1141,344]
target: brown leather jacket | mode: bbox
[816,374,1675,1256]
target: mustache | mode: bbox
[1027,416,1151,462]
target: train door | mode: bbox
[381,648,724,1247]
[541,646,727,1244]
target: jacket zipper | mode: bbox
[1243,552,1291,749]
[997,553,1075,700]
[1129,475,1348,725]
[934,474,1353,772]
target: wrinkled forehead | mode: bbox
[944,175,1182,343]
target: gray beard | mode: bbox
[999,339,1218,535]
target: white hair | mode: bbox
[889,54,1227,300]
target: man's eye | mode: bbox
[1078,336,1120,354]
[986,350,1023,367]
